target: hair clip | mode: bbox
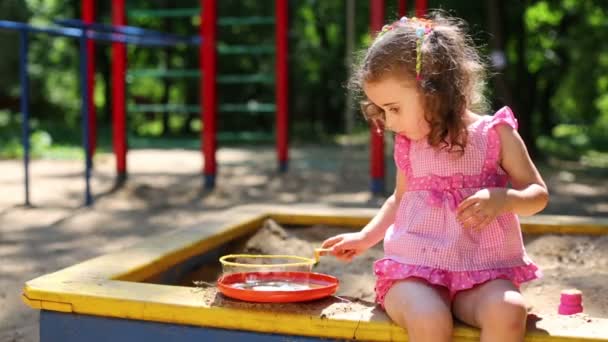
[410,18,433,80]
[377,16,433,81]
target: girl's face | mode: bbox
[363,77,430,140]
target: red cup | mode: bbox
[558,289,583,315]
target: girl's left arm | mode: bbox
[497,125,549,216]
[457,125,549,228]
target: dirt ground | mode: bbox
[1,146,607,342]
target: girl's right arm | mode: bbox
[322,169,407,261]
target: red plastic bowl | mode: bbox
[217,271,338,303]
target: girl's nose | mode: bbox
[385,117,396,131]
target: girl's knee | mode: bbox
[384,287,453,334]
[384,279,453,339]
[388,305,453,339]
[408,307,453,332]
[478,290,527,330]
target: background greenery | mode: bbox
[0,0,606,166]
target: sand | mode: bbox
[181,219,608,319]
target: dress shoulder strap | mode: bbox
[482,106,518,173]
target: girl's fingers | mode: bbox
[477,214,494,229]
[339,250,357,262]
[457,201,479,222]
[329,243,350,257]
[457,196,478,214]
[334,248,356,261]
[462,217,477,229]
[458,209,477,227]
[469,211,494,229]
[472,209,488,228]
[463,211,484,229]
[332,239,356,253]
[321,236,343,249]
[459,203,486,226]
[470,216,485,229]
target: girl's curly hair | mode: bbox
[351,11,488,153]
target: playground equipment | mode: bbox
[3,0,431,206]
[0,19,195,206]
[1,0,289,206]
[21,205,608,341]
[89,0,289,189]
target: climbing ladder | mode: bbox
[126,11,277,116]
[124,2,287,188]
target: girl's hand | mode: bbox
[321,232,371,262]
[456,188,508,229]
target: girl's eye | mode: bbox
[388,107,399,114]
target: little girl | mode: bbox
[322,13,548,342]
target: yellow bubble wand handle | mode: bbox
[314,248,332,262]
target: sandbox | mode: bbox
[22,205,608,341]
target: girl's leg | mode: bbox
[452,279,527,342]
[383,278,453,342]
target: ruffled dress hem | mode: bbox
[374,258,542,307]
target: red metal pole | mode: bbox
[202,0,217,188]
[112,0,127,181]
[415,0,427,17]
[398,0,407,17]
[275,0,288,172]
[370,0,385,194]
[82,0,96,157]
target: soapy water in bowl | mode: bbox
[231,279,324,291]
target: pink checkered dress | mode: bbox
[374,107,541,306]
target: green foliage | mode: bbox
[0,109,54,159]
[0,0,605,166]
[0,110,23,158]
[521,0,608,161]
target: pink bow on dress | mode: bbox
[425,173,465,211]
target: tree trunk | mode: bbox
[161,14,173,136]
[513,0,538,157]
[486,0,513,107]
[344,0,356,136]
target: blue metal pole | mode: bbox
[0,19,206,206]
[55,19,195,42]
[0,20,200,47]
[80,31,93,206]
[19,28,31,207]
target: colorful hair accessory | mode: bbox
[377,16,434,81]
